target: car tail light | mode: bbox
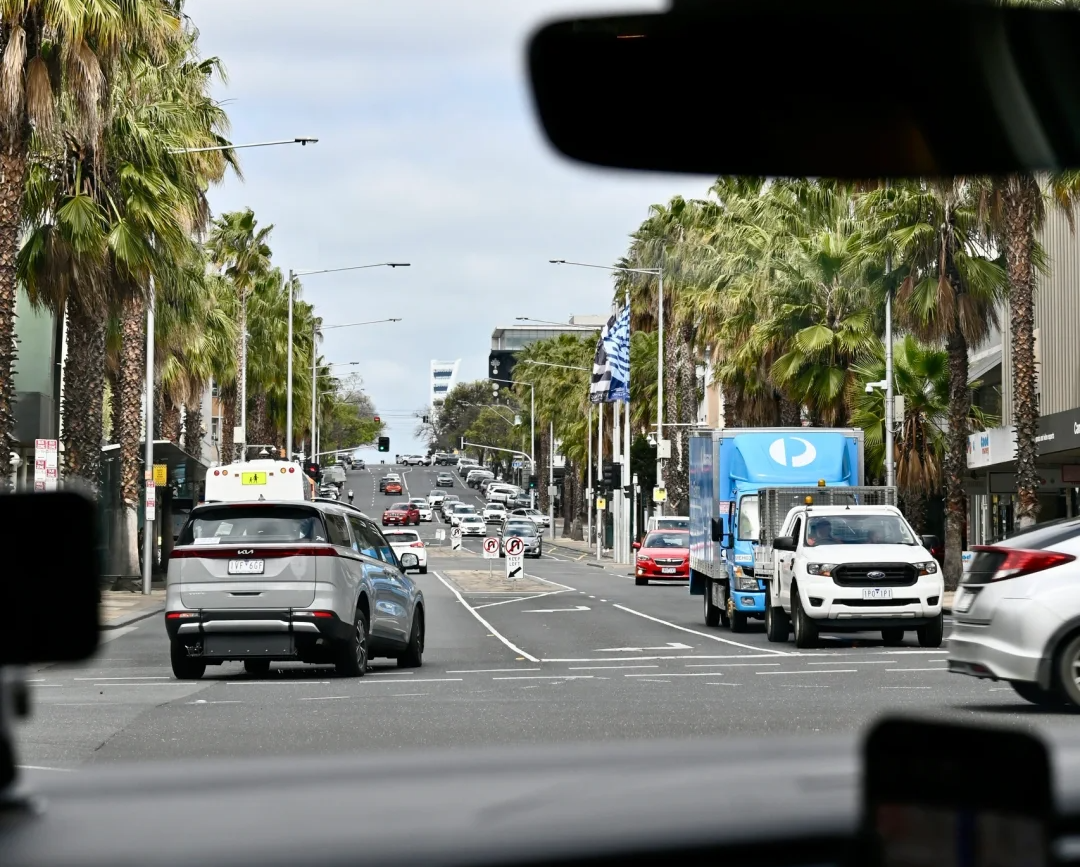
[170,545,339,559]
[968,546,1075,582]
[410,541,425,548]
[165,611,197,620]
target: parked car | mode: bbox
[633,529,690,585]
[382,501,420,526]
[382,529,428,574]
[166,500,425,678]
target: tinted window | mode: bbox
[1000,516,1080,549]
[324,512,352,549]
[181,506,326,545]
[657,518,689,531]
[504,523,536,536]
[384,530,420,544]
[643,532,689,549]
[390,503,410,510]
[349,517,396,565]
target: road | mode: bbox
[13,462,1076,774]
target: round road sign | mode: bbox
[504,536,524,556]
[483,537,500,555]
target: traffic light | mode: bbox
[377,436,389,452]
[602,460,620,489]
[304,462,322,483]
[422,415,430,424]
[528,474,538,490]
[374,415,381,423]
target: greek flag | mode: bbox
[590,306,630,403]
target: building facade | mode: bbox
[430,359,461,410]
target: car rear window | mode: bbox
[180,506,327,545]
[504,523,535,535]
[384,531,420,544]
[1000,516,1080,550]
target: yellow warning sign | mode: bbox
[241,472,267,485]
[153,464,167,486]
[597,497,607,510]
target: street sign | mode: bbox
[504,536,524,580]
[512,460,523,470]
[450,525,462,551]
[145,480,157,522]
[33,438,58,492]
[435,528,446,541]
[653,487,667,503]
[482,537,500,559]
[153,464,168,486]
[597,497,606,510]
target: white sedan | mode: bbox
[509,507,550,528]
[382,529,428,574]
[459,515,487,536]
[409,497,433,522]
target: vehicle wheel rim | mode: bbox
[417,617,425,655]
[1072,650,1080,692]
[355,622,367,668]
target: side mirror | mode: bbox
[632,541,641,550]
[399,552,419,569]
[921,535,937,549]
[773,536,796,552]
[710,517,723,543]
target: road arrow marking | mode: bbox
[595,642,694,652]
[522,605,590,613]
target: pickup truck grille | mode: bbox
[833,564,917,587]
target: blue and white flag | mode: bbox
[590,306,630,403]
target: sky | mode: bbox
[186,0,711,456]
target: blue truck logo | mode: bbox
[768,437,817,468]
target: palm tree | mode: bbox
[860,180,1007,588]
[0,0,174,485]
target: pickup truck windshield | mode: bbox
[805,514,917,545]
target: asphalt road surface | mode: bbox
[14,463,1077,774]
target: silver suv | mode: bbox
[165,501,425,680]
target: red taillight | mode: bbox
[289,467,295,473]
[213,470,220,476]
[170,545,338,559]
[165,612,197,620]
[310,611,333,618]
[972,546,1075,581]
[410,541,424,548]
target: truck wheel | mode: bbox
[727,597,749,633]
[703,580,722,627]
[170,642,206,680]
[765,604,790,643]
[881,628,906,647]
[792,590,819,649]
[917,614,944,648]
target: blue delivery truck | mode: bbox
[688,428,864,631]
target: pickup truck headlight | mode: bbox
[915,561,939,575]
[806,563,838,577]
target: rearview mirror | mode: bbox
[528,0,1080,177]
[921,535,938,548]
[399,553,419,569]
[773,536,797,552]
[0,492,100,664]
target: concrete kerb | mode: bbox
[102,600,166,630]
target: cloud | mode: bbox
[186,0,711,453]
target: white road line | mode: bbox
[540,653,793,663]
[569,664,659,670]
[882,686,932,689]
[446,668,542,674]
[886,668,949,673]
[624,671,744,678]
[92,682,193,687]
[18,765,74,772]
[472,591,571,610]
[875,650,948,655]
[432,570,539,662]
[99,625,139,643]
[807,660,896,666]
[188,700,243,704]
[522,606,589,613]
[299,695,349,701]
[521,571,576,591]
[74,676,170,681]
[367,671,414,676]
[684,662,782,668]
[492,675,595,680]
[361,678,463,684]
[757,669,857,675]
[226,681,333,686]
[390,693,428,697]
[610,604,792,656]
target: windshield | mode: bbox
[805,514,917,546]
[737,495,759,542]
[389,503,410,511]
[642,532,689,549]
[181,506,325,544]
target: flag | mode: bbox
[590,306,630,403]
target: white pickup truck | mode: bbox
[752,487,944,649]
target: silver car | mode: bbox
[499,519,543,558]
[166,501,425,680]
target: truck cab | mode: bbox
[689,429,864,632]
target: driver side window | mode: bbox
[790,517,803,547]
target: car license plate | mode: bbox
[662,567,678,574]
[955,590,975,613]
[862,587,892,600]
[228,559,264,575]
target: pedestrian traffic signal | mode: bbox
[528,474,538,490]
[377,436,389,452]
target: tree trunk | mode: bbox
[62,304,108,495]
[160,392,181,443]
[250,391,273,449]
[572,462,586,541]
[116,296,146,578]
[538,426,550,513]
[0,149,28,489]
[562,458,574,539]
[220,382,236,463]
[184,402,203,459]
[235,295,247,462]
[1004,174,1041,529]
[944,329,970,590]
[779,395,801,427]
[900,490,928,535]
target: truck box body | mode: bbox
[689,428,864,621]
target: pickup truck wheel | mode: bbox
[727,597,749,633]
[792,590,819,649]
[335,609,369,678]
[703,580,722,627]
[170,642,206,680]
[881,628,906,647]
[765,604,790,643]
[916,614,944,648]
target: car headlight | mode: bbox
[735,575,758,591]
[915,561,938,575]
[806,563,838,576]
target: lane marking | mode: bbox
[886,668,949,673]
[99,625,139,643]
[492,675,595,681]
[540,653,792,663]
[18,765,73,772]
[597,643,693,652]
[806,660,896,666]
[368,671,414,676]
[188,699,243,704]
[569,664,659,671]
[361,677,464,684]
[432,570,539,662]
[446,668,542,674]
[522,606,590,613]
[226,681,333,686]
[757,669,857,675]
[299,695,349,701]
[883,686,932,689]
[684,662,781,668]
[611,604,792,655]
[91,682,193,687]
[472,591,571,610]
[624,671,744,678]
[875,650,947,655]
[74,676,170,681]
[389,693,428,697]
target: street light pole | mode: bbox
[142,279,156,596]
[656,268,664,517]
[587,404,592,550]
[549,420,555,540]
[285,263,409,463]
[884,179,895,489]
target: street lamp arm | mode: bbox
[549,259,660,276]
[170,137,318,154]
[294,263,410,278]
[322,318,402,331]
[522,359,589,373]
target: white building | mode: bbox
[430,359,461,410]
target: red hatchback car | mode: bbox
[384,481,403,496]
[382,501,419,526]
[633,529,690,586]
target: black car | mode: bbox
[379,476,393,492]
[436,473,454,487]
